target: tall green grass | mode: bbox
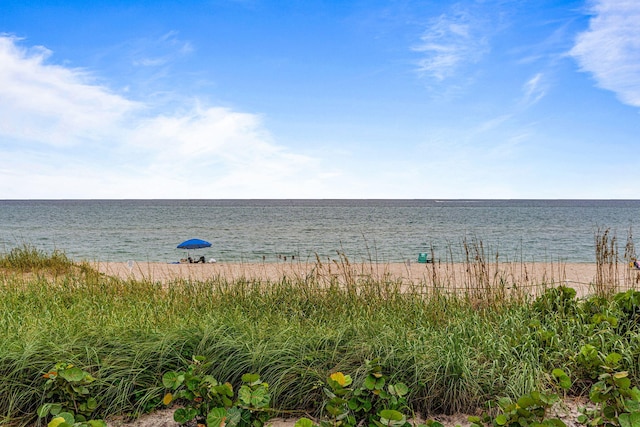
[0,245,75,274]
[0,245,639,426]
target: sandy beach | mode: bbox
[94,260,640,298]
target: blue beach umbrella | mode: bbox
[177,238,212,249]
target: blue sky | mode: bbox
[1,0,639,199]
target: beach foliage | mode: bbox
[1,246,640,426]
[0,244,74,274]
[36,362,106,427]
[576,349,640,427]
[162,356,272,427]
[316,358,413,427]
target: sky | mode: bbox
[0,0,639,199]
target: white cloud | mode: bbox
[569,0,640,107]
[0,35,321,198]
[0,35,139,147]
[522,73,547,106]
[413,6,489,81]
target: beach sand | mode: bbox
[94,260,640,298]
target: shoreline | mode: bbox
[93,260,640,298]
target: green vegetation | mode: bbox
[0,245,75,274]
[1,244,640,427]
[161,356,272,426]
[37,362,105,426]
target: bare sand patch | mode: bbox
[93,259,640,298]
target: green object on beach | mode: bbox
[417,253,428,263]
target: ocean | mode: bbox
[0,199,638,263]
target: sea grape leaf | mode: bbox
[295,418,315,427]
[207,407,228,427]
[59,367,85,382]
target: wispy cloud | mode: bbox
[522,72,547,106]
[131,31,194,67]
[569,0,640,107]
[413,5,489,81]
[0,35,319,198]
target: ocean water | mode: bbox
[0,199,638,263]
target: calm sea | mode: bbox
[0,200,638,263]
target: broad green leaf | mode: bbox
[552,369,572,390]
[619,413,631,427]
[539,391,559,405]
[364,376,376,390]
[393,383,409,396]
[207,407,228,427]
[624,400,640,412]
[616,377,632,390]
[226,406,248,427]
[56,412,75,425]
[173,407,198,424]
[185,377,201,391]
[558,375,572,390]
[38,403,52,418]
[619,413,640,427]
[546,419,566,427]
[223,382,234,396]
[295,418,316,427]
[495,414,508,426]
[86,397,97,410]
[162,371,178,388]
[603,405,616,420]
[497,397,512,410]
[238,385,252,405]
[203,374,218,386]
[72,385,90,395]
[87,421,107,427]
[590,388,605,403]
[250,386,270,407]
[517,395,536,409]
[222,395,233,407]
[606,353,623,367]
[551,368,567,378]
[379,410,404,421]
[59,367,85,382]
[214,383,234,397]
[242,373,261,384]
[47,417,69,427]
[347,398,359,411]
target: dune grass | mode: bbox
[0,244,639,426]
